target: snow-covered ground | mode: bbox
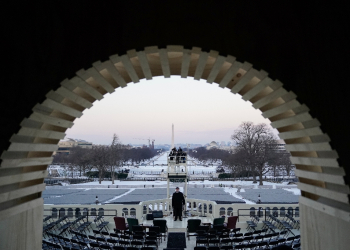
[72,179,297,188]
[128,152,217,175]
[50,151,295,180]
[49,151,300,204]
[45,179,299,205]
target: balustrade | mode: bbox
[44,198,298,225]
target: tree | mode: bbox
[52,152,69,164]
[188,147,230,164]
[91,145,109,184]
[223,147,251,178]
[270,151,294,178]
[231,121,278,185]
[69,146,92,177]
[109,134,123,184]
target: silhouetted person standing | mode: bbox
[170,147,177,160]
[176,149,181,164]
[172,187,185,221]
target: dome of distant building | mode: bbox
[55,138,93,155]
[207,141,219,150]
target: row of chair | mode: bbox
[43,216,71,237]
[59,216,92,237]
[114,217,168,241]
[192,241,301,250]
[196,231,301,248]
[262,214,298,237]
[186,216,238,241]
[94,215,110,232]
[44,228,160,250]
[42,239,158,250]
[283,213,300,230]
[246,216,259,232]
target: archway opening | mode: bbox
[65,76,275,147]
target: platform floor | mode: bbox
[142,216,213,232]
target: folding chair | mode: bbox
[127,218,140,233]
[225,216,238,232]
[153,219,168,241]
[186,219,201,240]
[114,216,129,234]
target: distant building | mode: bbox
[206,140,235,151]
[206,141,219,150]
[55,138,93,155]
[273,139,287,152]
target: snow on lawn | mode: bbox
[284,188,301,195]
[105,188,135,203]
[73,180,167,186]
[224,187,255,204]
[72,179,297,188]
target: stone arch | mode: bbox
[227,207,233,216]
[59,208,65,218]
[266,207,271,216]
[0,45,349,248]
[83,207,89,216]
[280,207,286,217]
[52,208,58,219]
[130,208,136,217]
[250,207,256,216]
[272,207,279,217]
[122,208,128,216]
[219,207,226,216]
[98,208,104,216]
[75,208,81,218]
[67,208,73,218]
[91,208,97,216]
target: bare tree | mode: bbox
[52,152,69,164]
[224,147,251,178]
[109,134,123,184]
[231,122,278,185]
[69,146,92,177]
[268,160,281,178]
[274,151,294,177]
[91,145,109,184]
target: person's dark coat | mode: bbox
[172,191,185,208]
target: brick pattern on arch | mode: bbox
[1,45,349,223]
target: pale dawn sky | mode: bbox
[65,76,277,145]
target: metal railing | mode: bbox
[237,207,299,222]
[44,208,119,222]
